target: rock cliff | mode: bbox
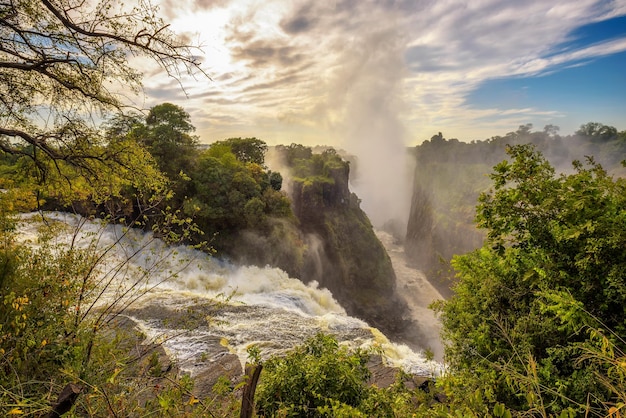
[289,160,409,337]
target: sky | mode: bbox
[134,0,626,148]
[130,0,626,228]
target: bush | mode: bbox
[254,332,442,417]
[255,333,371,417]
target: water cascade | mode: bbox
[17,212,442,379]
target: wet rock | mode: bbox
[191,352,244,398]
[366,355,430,389]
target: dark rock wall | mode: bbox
[289,163,409,337]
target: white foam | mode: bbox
[16,212,443,376]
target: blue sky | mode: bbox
[137,0,626,147]
[466,16,626,137]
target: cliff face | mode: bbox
[176,146,409,338]
[405,146,489,298]
[290,163,409,337]
[404,182,435,271]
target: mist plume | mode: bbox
[330,25,413,233]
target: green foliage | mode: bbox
[254,333,457,417]
[436,144,626,414]
[0,215,97,414]
[274,144,346,183]
[408,123,626,295]
[276,143,313,166]
[182,143,293,247]
[0,133,168,219]
[576,122,618,141]
[268,171,283,191]
[214,137,269,165]
[100,106,294,257]
[0,208,217,416]
[133,103,199,184]
[255,333,372,417]
[290,148,347,181]
[103,112,146,143]
[255,333,370,417]
[0,179,37,222]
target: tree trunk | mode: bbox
[240,364,263,418]
[46,383,82,418]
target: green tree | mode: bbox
[103,112,146,143]
[137,103,199,181]
[276,143,313,166]
[543,124,560,137]
[436,144,626,414]
[0,2,211,413]
[182,144,292,246]
[268,170,283,191]
[576,122,618,141]
[253,333,445,417]
[255,333,371,417]
[215,137,268,166]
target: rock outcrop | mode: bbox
[289,161,410,337]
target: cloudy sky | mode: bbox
[137,0,626,148]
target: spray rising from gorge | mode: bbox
[317,23,445,358]
[332,25,414,232]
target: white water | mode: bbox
[376,231,445,362]
[17,212,442,377]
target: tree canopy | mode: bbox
[576,122,619,141]
[436,144,626,414]
[213,137,268,166]
[135,103,198,180]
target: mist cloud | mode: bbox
[321,19,412,228]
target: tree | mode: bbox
[516,123,533,136]
[268,171,283,191]
[436,144,626,414]
[276,143,313,166]
[542,124,560,137]
[180,143,293,247]
[255,333,372,417]
[137,103,198,180]
[0,0,204,172]
[253,333,442,417]
[214,137,268,166]
[103,112,146,143]
[576,122,618,141]
[145,103,195,133]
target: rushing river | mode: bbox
[376,231,445,362]
[17,212,442,378]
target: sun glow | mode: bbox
[167,7,234,74]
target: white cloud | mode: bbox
[137,0,626,147]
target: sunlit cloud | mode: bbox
[133,0,626,148]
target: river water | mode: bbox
[17,212,443,378]
[376,231,445,362]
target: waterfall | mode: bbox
[376,230,445,362]
[17,212,442,377]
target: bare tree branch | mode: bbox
[0,0,209,172]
